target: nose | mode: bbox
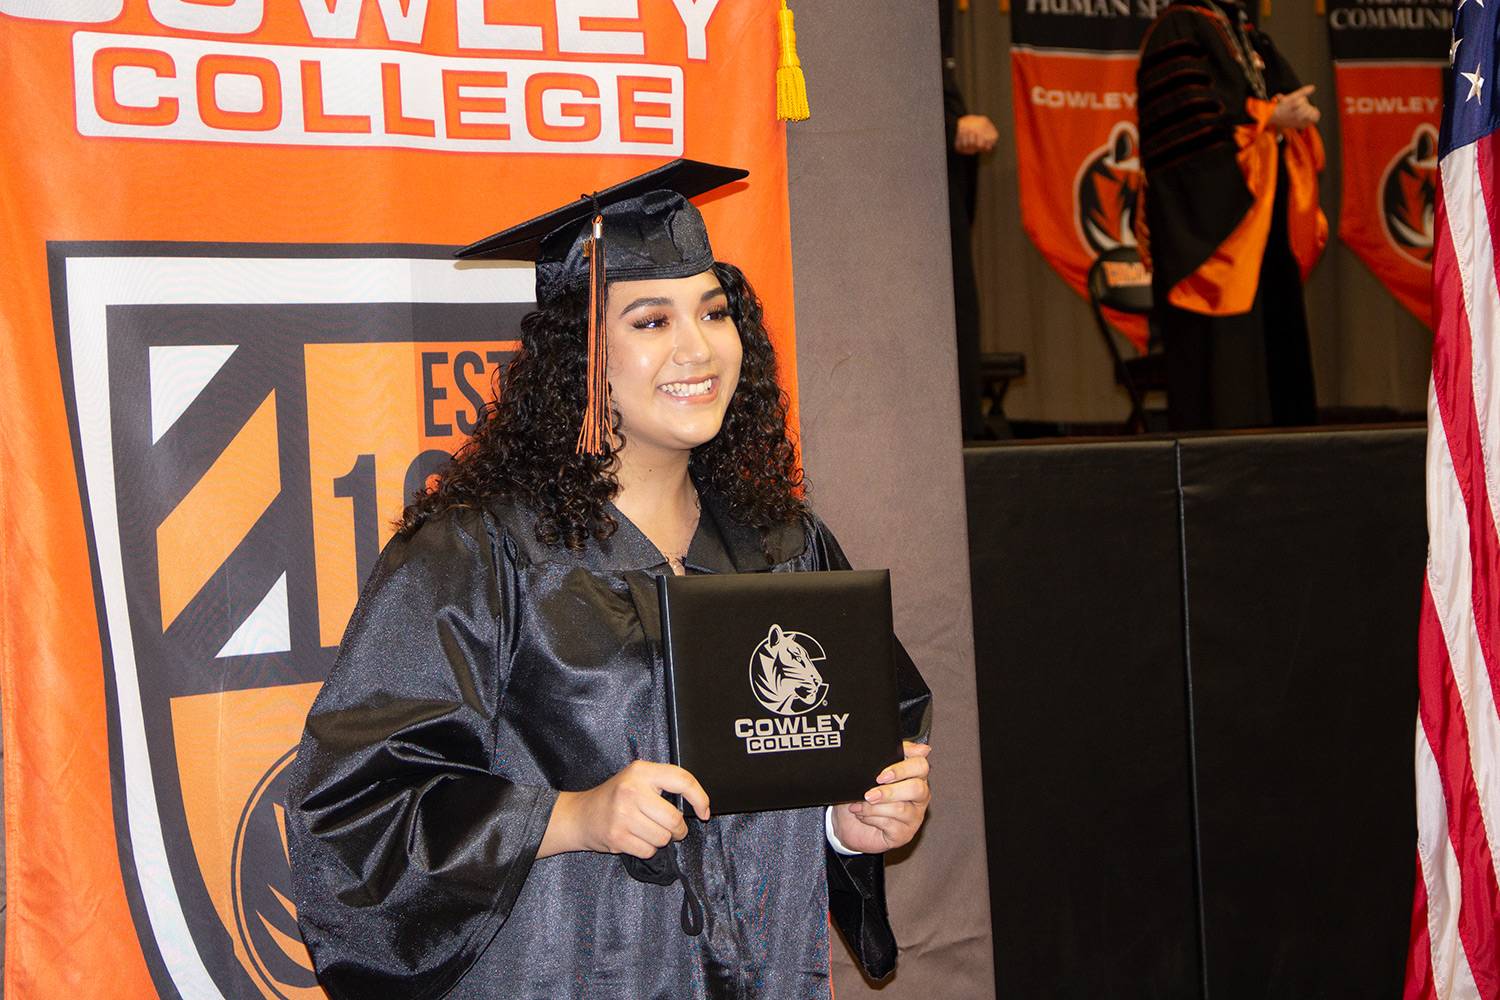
[671,314,713,366]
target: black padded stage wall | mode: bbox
[967,427,1425,999]
[967,441,1201,997]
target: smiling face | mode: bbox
[605,269,742,460]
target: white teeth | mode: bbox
[659,379,714,398]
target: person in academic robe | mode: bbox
[1137,0,1327,430]
[283,161,934,1000]
[941,0,999,440]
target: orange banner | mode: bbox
[1011,48,1141,296]
[1332,0,1446,332]
[1326,0,1448,329]
[1011,47,1148,350]
[1333,64,1440,327]
[0,3,792,997]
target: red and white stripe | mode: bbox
[1406,135,1500,1000]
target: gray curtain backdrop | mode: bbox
[787,4,996,998]
[952,1,1434,423]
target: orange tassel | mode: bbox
[575,213,612,455]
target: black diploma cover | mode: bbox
[656,570,904,814]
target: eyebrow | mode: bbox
[619,296,672,313]
[618,288,728,315]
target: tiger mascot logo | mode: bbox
[1382,122,1439,266]
[750,625,829,717]
[233,749,321,998]
[1075,120,1143,256]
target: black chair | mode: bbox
[978,351,1026,438]
[1087,247,1166,433]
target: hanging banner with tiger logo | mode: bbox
[1327,0,1449,328]
[0,3,792,998]
[1009,2,1160,350]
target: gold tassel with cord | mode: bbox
[1261,0,1271,15]
[1314,0,1325,12]
[999,0,1009,12]
[576,214,612,456]
[776,0,810,122]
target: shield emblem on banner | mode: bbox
[50,244,530,998]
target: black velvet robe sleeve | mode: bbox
[806,516,934,981]
[1250,25,1302,97]
[284,509,558,1000]
[1138,2,1310,301]
[1137,3,1257,293]
[939,0,968,153]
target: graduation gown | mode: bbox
[1136,0,1326,429]
[284,494,933,999]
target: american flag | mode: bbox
[1406,2,1500,996]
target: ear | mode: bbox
[768,624,784,645]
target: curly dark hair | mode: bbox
[400,261,806,549]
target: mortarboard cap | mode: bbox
[455,158,748,306]
[455,158,748,455]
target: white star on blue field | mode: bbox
[1445,0,1500,155]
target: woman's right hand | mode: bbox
[537,761,711,860]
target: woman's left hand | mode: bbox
[828,741,932,854]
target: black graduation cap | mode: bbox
[455,158,748,306]
[455,158,748,455]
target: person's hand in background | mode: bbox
[1271,84,1320,130]
[955,114,999,155]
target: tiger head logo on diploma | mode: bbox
[751,625,829,716]
[735,625,846,755]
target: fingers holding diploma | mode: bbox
[829,741,932,854]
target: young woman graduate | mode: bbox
[284,160,934,1000]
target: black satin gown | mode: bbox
[284,493,933,999]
